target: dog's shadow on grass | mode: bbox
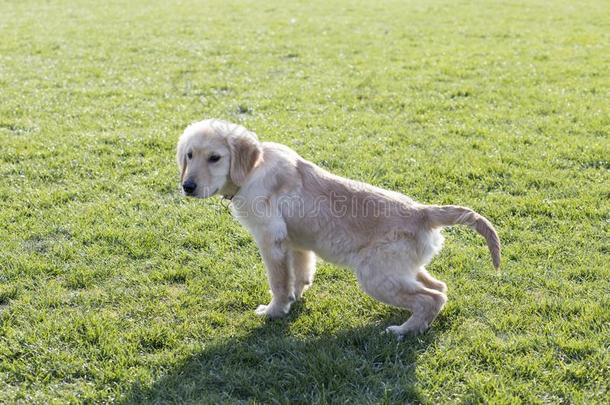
[123,304,445,403]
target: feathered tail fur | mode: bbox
[424,205,501,269]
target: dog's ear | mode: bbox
[229,134,262,186]
[176,139,187,183]
[180,154,187,183]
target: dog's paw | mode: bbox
[254,303,289,319]
[255,304,269,316]
[385,325,406,341]
[385,323,429,340]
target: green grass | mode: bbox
[1,0,609,402]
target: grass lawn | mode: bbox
[1,0,609,402]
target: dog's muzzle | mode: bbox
[182,180,197,195]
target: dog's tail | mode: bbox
[424,205,501,269]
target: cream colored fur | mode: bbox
[177,119,501,338]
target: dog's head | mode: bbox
[176,119,262,198]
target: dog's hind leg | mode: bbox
[356,261,447,337]
[416,268,447,294]
[383,279,447,337]
[290,249,316,299]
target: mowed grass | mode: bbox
[1,0,609,402]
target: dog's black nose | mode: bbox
[182,180,197,194]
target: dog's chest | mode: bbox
[230,204,263,233]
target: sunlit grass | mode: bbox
[0,0,608,402]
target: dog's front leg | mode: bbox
[254,233,295,318]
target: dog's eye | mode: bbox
[187,151,193,160]
[208,154,221,163]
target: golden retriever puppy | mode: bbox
[177,119,500,338]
